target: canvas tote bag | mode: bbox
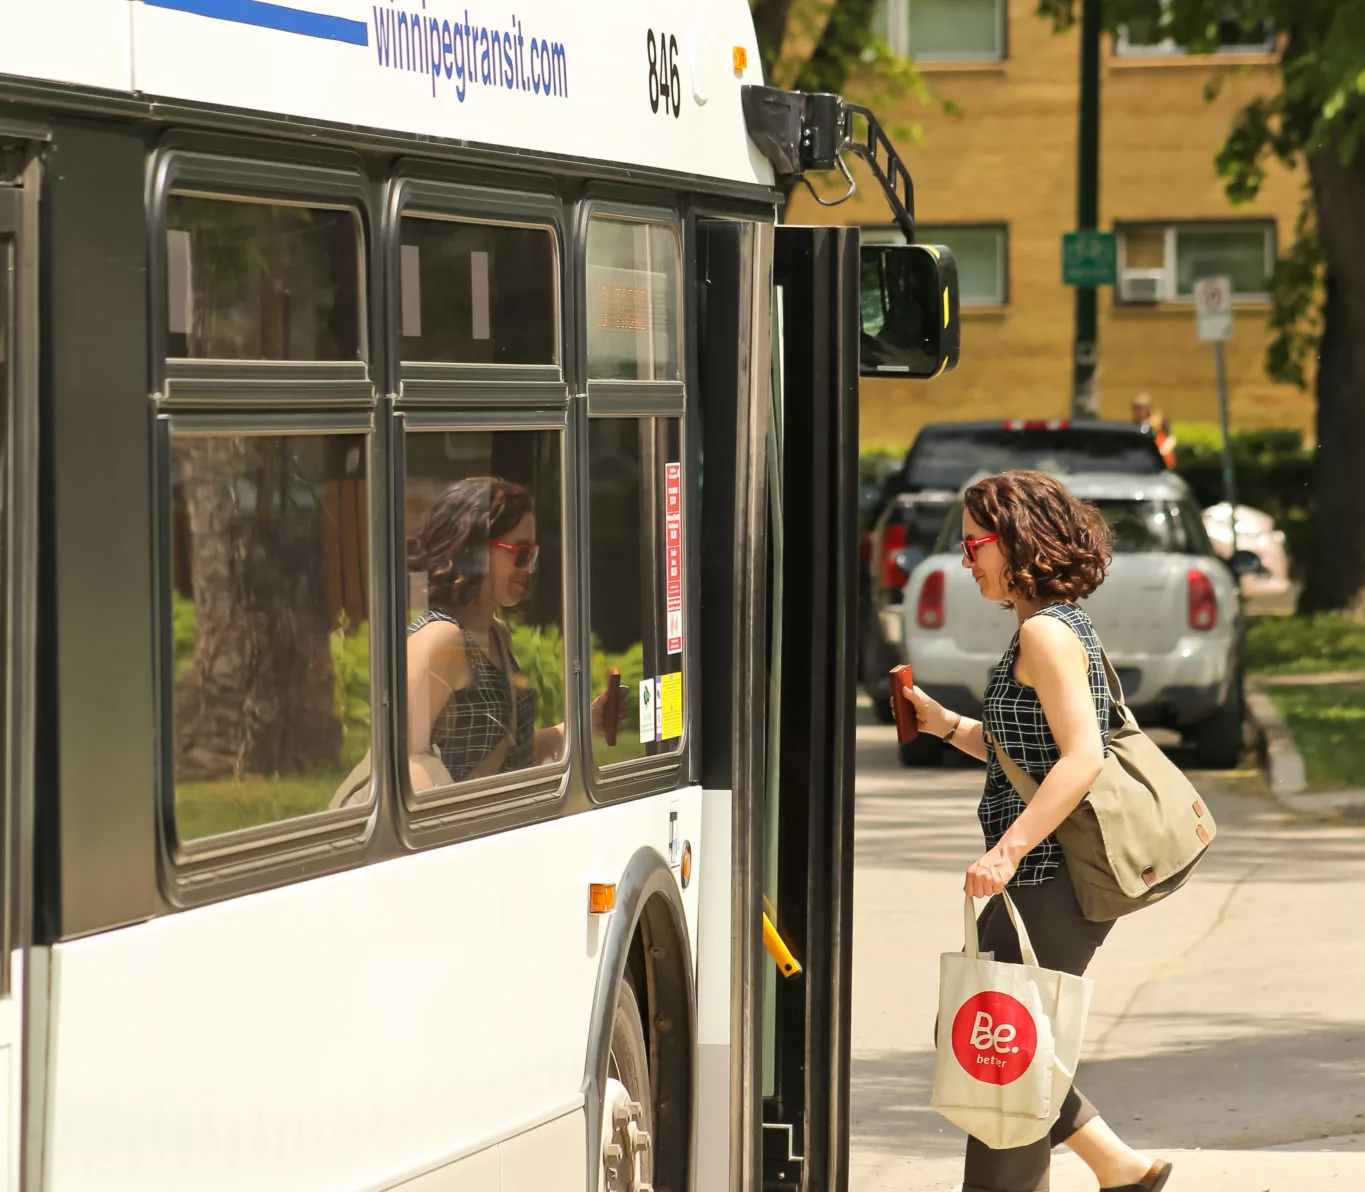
[987,646,1217,922]
[932,894,1093,1150]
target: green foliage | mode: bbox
[1173,427,1313,568]
[330,615,371,771]
[1265,683,1365,791]
[1247,611,1365,675]
[171,590,196,681]
[859,442,905,486]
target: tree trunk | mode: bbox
[175,437,340,780]
[1298,142,1365,614]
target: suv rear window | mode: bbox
[902,427,1165,492]
[1093,499,1210,555]
[934,497,1213,556]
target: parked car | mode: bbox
[897,471,1261,769]
[861,419,1169,716]
[1202,502,1292,601]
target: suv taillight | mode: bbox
[880,523,909,591]
[917,569,946,629]
[1188,569,1217,630]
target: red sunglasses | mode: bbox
[491,539,540,569]
[961,533,998,565]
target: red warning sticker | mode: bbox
[666,463,682,654]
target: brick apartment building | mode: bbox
[786,0,1307,449]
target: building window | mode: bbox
[1115,2,1273,57]
[861,224,1008,307]
[1117,221,1274,303]
[878,0,1007,61]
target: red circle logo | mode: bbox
[950,992,1038,1085]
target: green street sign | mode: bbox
[1062,230,1117,287]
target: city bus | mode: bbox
[0,2,958,1189]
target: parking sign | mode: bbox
[1194,276,1232,342]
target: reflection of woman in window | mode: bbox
[406,477,618,788]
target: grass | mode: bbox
[1264,684,1365,792]
[1245,612,1365,677]
[175,771,347,842]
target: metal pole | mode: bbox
[1215,340,1238,554]
[1071,0,1101,420]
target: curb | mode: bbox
[1245,682,1365,816]
[1244,686,1306,797]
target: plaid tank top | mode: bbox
[980,602,1111,887]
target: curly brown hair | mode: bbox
[963,470,1112,603]
[408,477,535,611]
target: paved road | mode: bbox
[849,700,1365,1191]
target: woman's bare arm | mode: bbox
[407,621,471,784]
[993,616,1105,862]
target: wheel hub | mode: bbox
[601,1076,653,1192]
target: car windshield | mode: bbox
[933,498,1210,556]
[903,429,1165,492]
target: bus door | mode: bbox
[758,226,860,1192]
[0,131,39,1192]
[695,218,858,1192]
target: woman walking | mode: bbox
[903,470,1173,1192]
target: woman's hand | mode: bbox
[965,847,1019,898]
[591,684,630,736]
[897,683,956,739]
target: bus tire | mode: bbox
[604,979,654,1191]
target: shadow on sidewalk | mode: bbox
[851,1013,1365,1158]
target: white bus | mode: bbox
[0,3,958,1190]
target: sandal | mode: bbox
[1101,1160,1172,1192]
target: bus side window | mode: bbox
[169,432,372,843]
[398,215,557,366]
[402,429,568,795]
[586,417,684,767]
[583,212,685,773]
[165,195,362,362]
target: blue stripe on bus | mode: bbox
[144,0,369,46]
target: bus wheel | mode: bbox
[602,980,655,1192]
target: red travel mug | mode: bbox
[603,669,622,746]
[889,663,918,744]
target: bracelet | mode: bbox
[943,713,963,744]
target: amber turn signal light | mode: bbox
[589,882,617,915]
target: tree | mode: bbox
[1038,0,1365,614]
[751,0,932,180]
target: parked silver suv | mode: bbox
[893,472,1258,769]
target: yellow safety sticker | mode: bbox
[660,672,683,741]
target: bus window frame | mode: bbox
[152,411,382,906]
[385,174,568,396]
[383,175,581,847]
[391,408,575,838]
[0,168,40,988]
[147,148,386,906]
[146,148,375,404]
[575,197,691,803]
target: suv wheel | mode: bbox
[1187,677,1244,770]
[899,734,943,767]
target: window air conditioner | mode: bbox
[1119,269,1164,304]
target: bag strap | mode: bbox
[963,893,1039,968]
[983,726,1040,803]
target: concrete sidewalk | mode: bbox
[849,706,1365,1191]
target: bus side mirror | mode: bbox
[859,244,961,380]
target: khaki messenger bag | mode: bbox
[987,647,1216,922]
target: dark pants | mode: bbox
[963,866,1116,1192]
